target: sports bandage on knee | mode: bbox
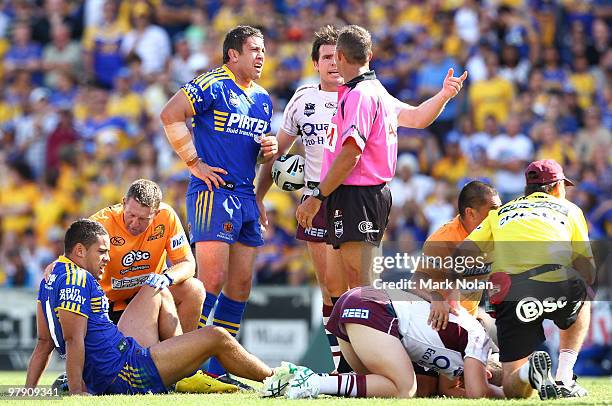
[163,122,199,167]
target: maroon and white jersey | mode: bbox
[392,300,491,379]
[280,84,337,192]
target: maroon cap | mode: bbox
[525,159,575,186]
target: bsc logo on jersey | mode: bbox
[121,250,151,267]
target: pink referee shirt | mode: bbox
[321,71,399,186]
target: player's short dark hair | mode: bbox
[311,25,339,62]
[125,179,162,210]
[524,180,558,196]
[222,25,263,64]
[336,25,371,64]
[458,181,498,218]
[64,219,108,254]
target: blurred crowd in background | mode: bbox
[0,0,610,289]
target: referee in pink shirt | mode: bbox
[296,25,468,290]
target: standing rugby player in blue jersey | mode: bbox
[160,25,278,382]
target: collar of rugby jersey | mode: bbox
[221,64,254,93]
[343,70,377,89]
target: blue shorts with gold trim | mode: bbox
[186,189,264,247]
[104,337,167,394]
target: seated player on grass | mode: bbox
[263,287,504,399]
[25,219,279,395]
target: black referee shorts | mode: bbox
[325,183,392,249]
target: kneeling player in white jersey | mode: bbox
[265,286,504,399]
[256,25,348,370]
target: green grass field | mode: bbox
[0,371,609,405]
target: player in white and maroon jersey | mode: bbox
[278,286,504,399]
[256,25,347,371]
[275,80,336,203]
[296,24,468,303]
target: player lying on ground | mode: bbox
[264,286,505,399]
[25,219,275,395]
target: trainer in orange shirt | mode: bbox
[92,179,204,331]
[413,180,501,328]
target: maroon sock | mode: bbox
[322,304,341,369]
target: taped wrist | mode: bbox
[163,122,197,166]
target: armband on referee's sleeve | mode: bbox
[163,122,198,166]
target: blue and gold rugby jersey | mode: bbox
[181,65,273,197]
[37,256,129,394]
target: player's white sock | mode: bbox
[518,362,530,383]
[318,374,366,397]
[556,349,578,385]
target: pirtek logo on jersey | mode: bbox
[121,250,151,267]
[213,109,267,135]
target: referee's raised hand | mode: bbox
[440,68,468,101]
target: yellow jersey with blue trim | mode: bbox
[181,65,273,197]
[37,256,129,394]
[467,192,593,282]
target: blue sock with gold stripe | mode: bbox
[207,292,245,376]
[198,292,218,329]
